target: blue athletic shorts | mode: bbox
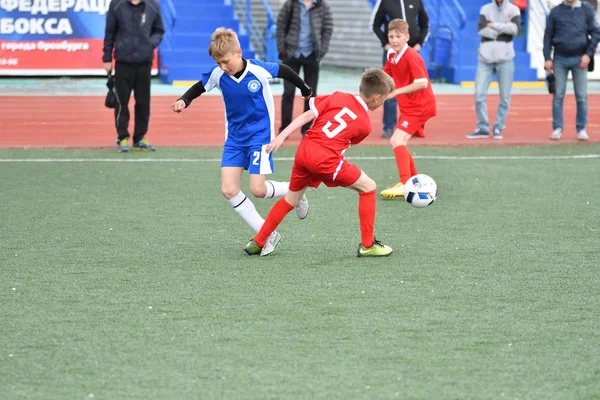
[221,143,274,175]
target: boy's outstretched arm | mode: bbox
[267,110,315,153]
[277,64,313,99]
[386,79,428,99]
[171,81,206,112]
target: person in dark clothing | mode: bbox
[103,0,164,152]
[371,0,429,138]
[276,0,333,136]
[543,0,600,141]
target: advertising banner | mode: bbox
[0,0,158,75]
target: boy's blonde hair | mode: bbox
[359,68,395,97]
[388,19,409,35]
[208,28,241,58]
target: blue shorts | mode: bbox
[221,143,274,175]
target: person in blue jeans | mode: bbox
[466,0,521,140]
[543,0,600,141]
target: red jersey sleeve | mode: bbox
[309,95,330,118]
[408,51,429,84]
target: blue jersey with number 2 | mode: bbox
[201,59,280,146]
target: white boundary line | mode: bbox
[0,155,599,163]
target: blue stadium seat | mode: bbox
[429,25,453,82]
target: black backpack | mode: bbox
[105,75,117,109]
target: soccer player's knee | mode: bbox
[390,133,408,147]
[250,185,267,199]
[221,185,239,200]
[364,177,377,192]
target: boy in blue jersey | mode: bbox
[171,28,313,244]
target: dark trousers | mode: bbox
[382,51,397,132]
[114,61,152,142]
[280,52,320,135]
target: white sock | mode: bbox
[228,191,264,233]
[265,180,289,198]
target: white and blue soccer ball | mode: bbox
[404,174,438,208]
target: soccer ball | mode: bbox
[404,174,438,208]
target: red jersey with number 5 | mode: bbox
[384,45,436,119]
[306,91,372,156]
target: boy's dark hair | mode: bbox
[360,68,395,97]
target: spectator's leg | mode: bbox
[494,59,515,131]
[132,63,152,143]
[382,51,396,137]
[280,57,302,133]
[113,62,135,141]
[301,53,320,135]
[474,60,494,133]
[552,56,569,131]
[571,58,588,132]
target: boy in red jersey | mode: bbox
[379,18,437,199]
[244,69,396,257]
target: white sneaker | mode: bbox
[295,194,309,220]
[577,129,589,141]
[550,129,562,140]
[260,231,281,256]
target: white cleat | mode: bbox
[577,129,589,141]
[295,194,309,220]
[260,231,281,256]
[550,129,562,141]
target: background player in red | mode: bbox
[379,19,437,199]
[244,69,396,257]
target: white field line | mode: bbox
[0,154,599,163]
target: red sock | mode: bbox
[393,145,412,184]
[409,153,418,177]
[358,190,376,248]
[254,197,294,247]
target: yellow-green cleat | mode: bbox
[117,138,129,152]
[357,239,393,257]
[380,183,404,199]
[244,240,262,255]
[132,137,156,151]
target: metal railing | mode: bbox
[234,0,278,61]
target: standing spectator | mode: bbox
[465,0,520,140]
[103,0,164,152]
[543,0,600,141]
[276,0,333,136]
[371,0,429,138]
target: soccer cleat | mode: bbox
[260,231,281,256]
[295,194,309,220]
[380,183,404,198]
[132,138,156,151]
[466,129,489,139]
[357,239,393,257]
[577,129,589,141]
[493,128,503,140]
[117,138,129,152]
[244,240,262,255]
[550,129,562,141]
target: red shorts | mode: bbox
[396,114,432,137]
[289,140,362,192]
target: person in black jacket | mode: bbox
[371,0,429,138]
[103,0,164,152]
[276,0,333,136]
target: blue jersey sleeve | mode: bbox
[248,59,279,79]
